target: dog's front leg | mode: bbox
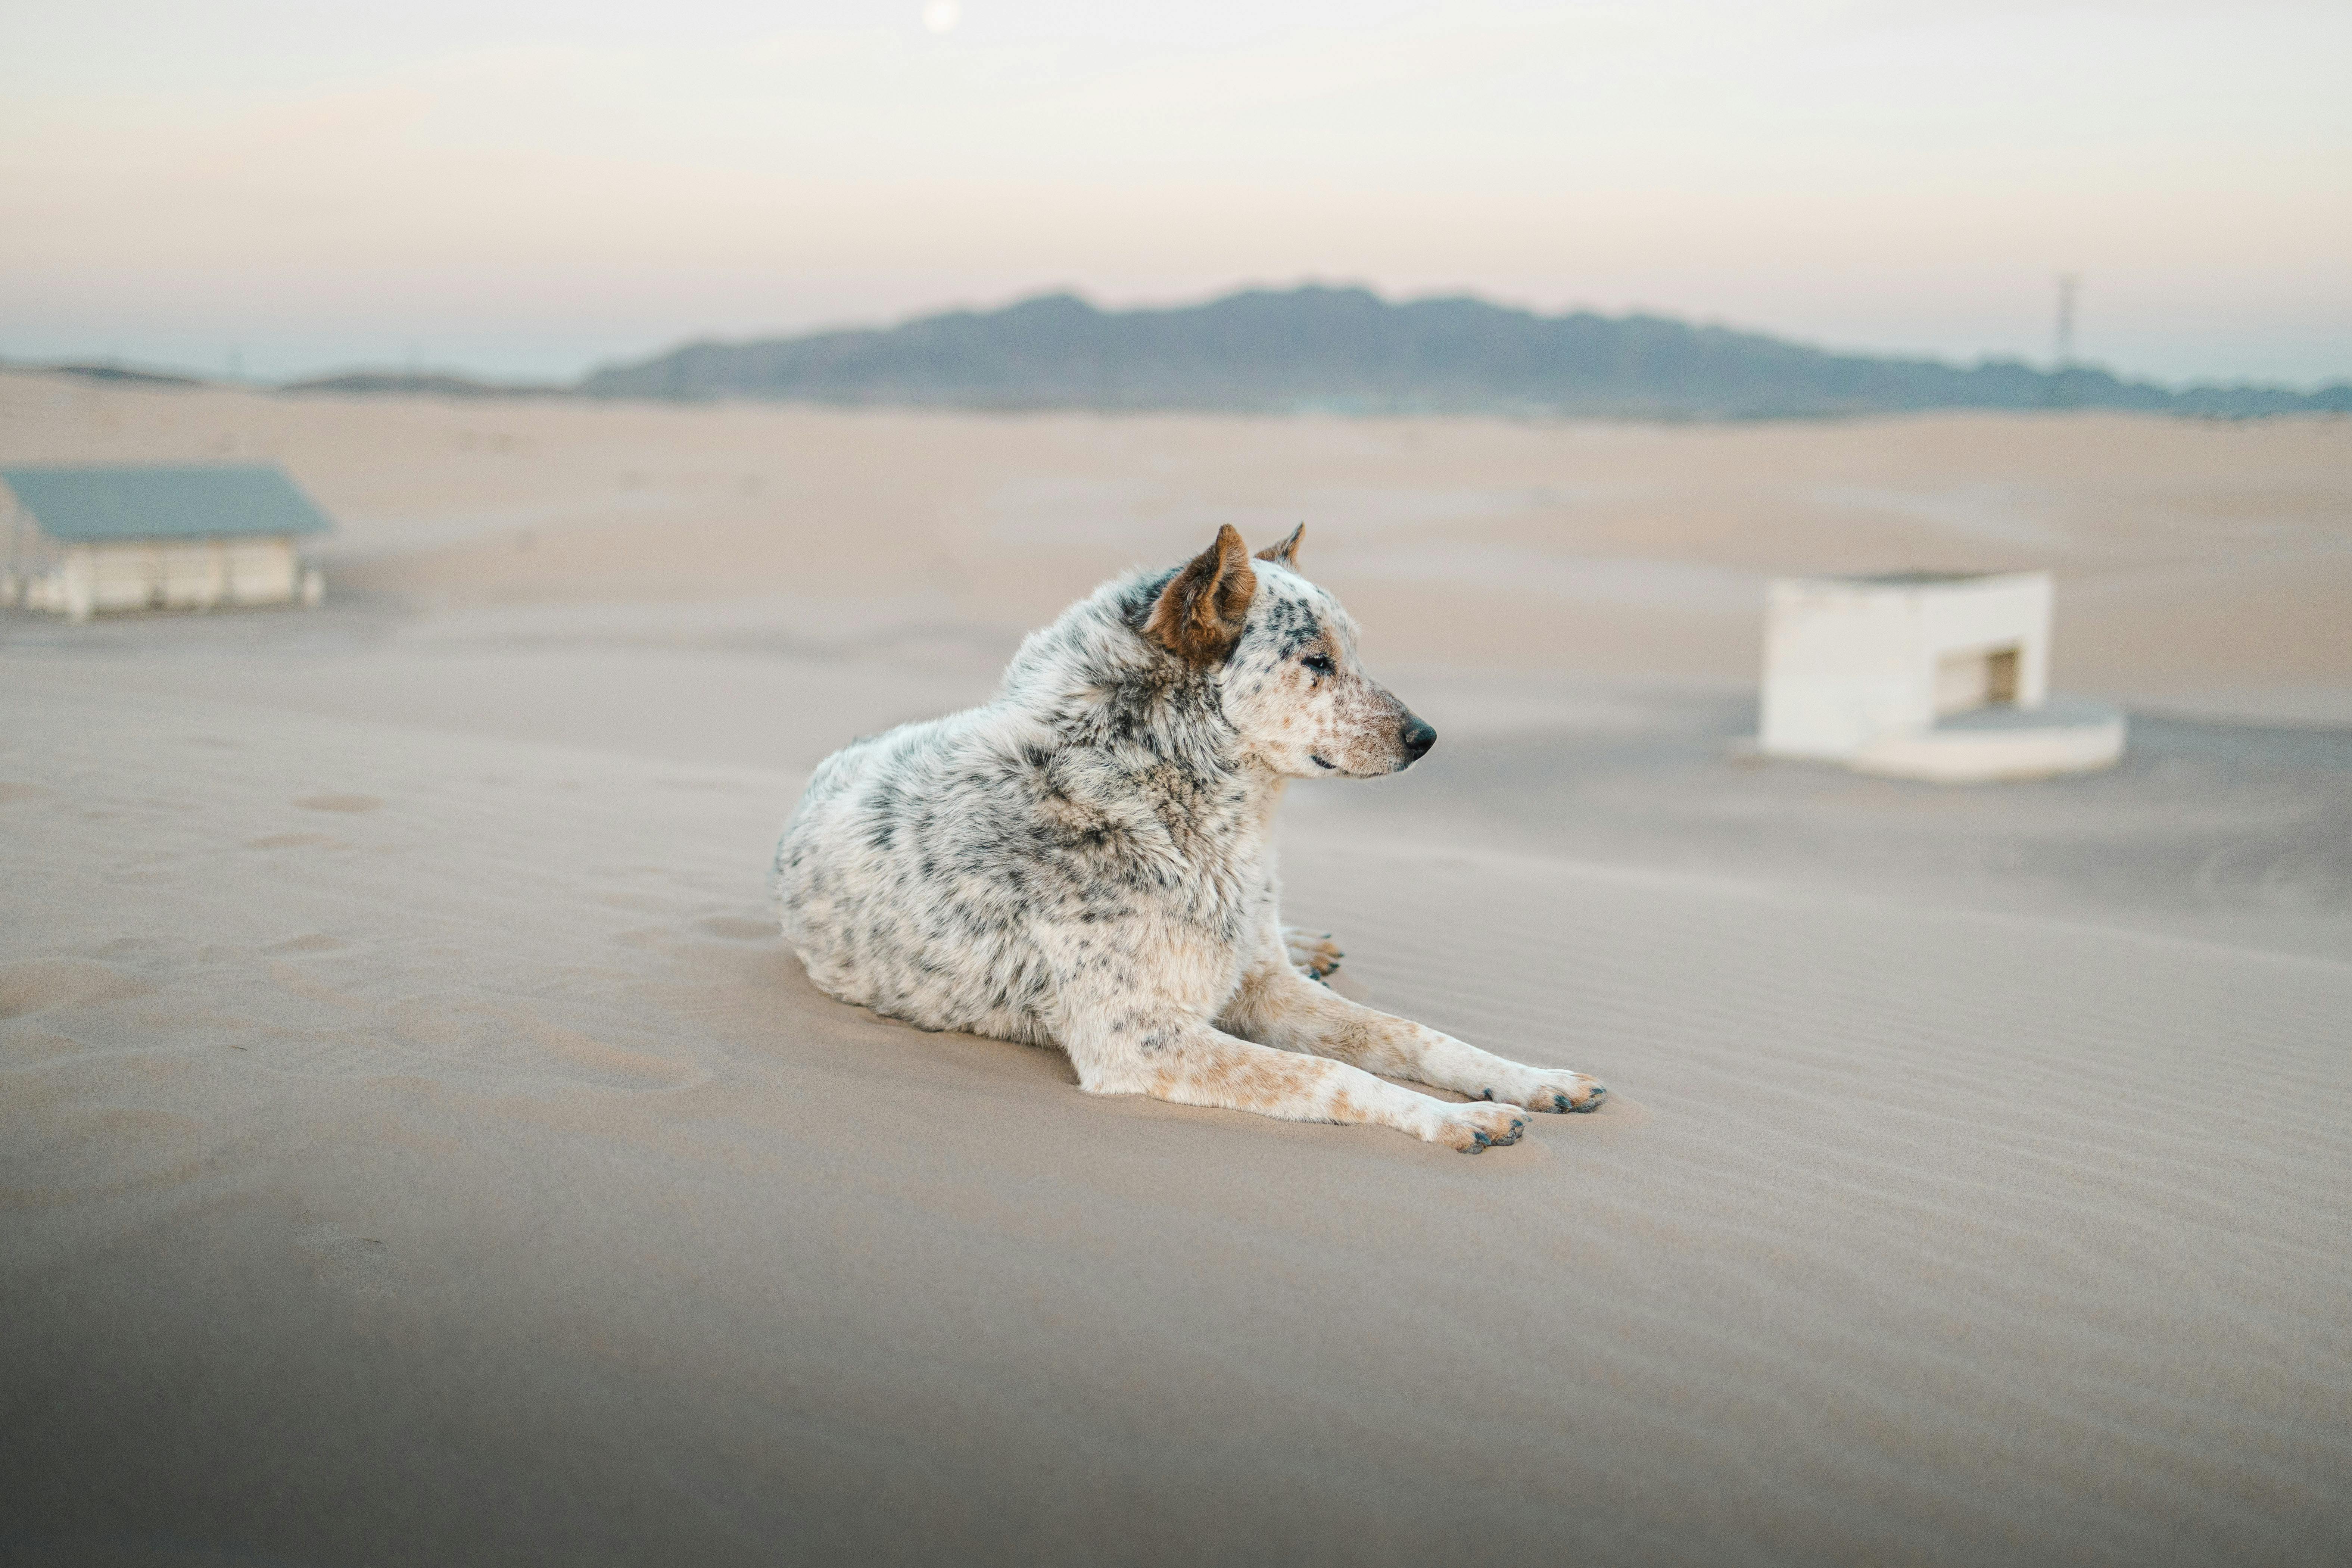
[1053,979,1531,1153]
[1223,957,1607,1115]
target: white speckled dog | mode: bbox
[770,525,1605,1151]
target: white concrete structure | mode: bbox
[1759,570,2124,783]
[3,465,329,621]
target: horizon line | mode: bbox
[9,278,2351,398]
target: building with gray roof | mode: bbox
[3,464,330,620]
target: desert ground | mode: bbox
[3,370,2349,1566]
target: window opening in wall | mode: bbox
[1987,647,2019,705]
[1936,643,2024,716]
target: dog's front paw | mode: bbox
[1482,1069,1607,1114]
[1282,927,1343,982]
[1428,1102,1529,1153]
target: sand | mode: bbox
[3,372,2349,1566]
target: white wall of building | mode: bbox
[1760,572,2053,760]
[14,537,322,620]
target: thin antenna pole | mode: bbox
[2053,273,2079,370]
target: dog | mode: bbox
[770,524,1605,1151]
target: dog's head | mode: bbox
[1144,524,1435,779]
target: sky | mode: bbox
[3,1,2347,386]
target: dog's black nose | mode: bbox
[1400,717,1437,764]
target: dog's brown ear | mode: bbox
[1146,524,1258,666]
[1255,523,1304,570]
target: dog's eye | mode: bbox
[1300,653,1335,677]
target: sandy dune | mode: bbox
[3,373,2350,1565]
[7,372,2349,715]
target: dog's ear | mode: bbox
[1254,523,1304,570]
[1146,524,1258,666]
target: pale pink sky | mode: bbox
[4,1,2346,384]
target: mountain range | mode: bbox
[13,287,2344,417]
[574,286,2351,418]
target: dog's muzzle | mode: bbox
[1399,716,1437,767]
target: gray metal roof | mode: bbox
[1,465,332,543]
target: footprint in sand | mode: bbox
[294,794,382,814]
[695,916,777,942]
[265,933,345,954]
[248,832,344,850]
[0,958,153,1019]
[296,1222,408,1300]
[0,782,52,806]
[376,993,707,1092]
[526,1020,705,1091]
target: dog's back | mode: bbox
[773,705,1066,1047]
[773,561,1275,1048]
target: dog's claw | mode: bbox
[1282,927,1345,983]
[1445,1105,1527,1152]
[1505,1072,1607,1113]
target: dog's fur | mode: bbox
[770,525,1604,1151]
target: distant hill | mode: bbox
[29,362,209,389]
[577,286,2352,418]
[280,371,568,399]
